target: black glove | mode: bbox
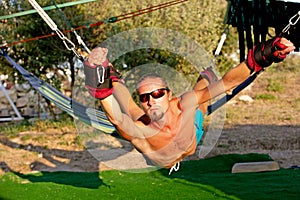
[247,37,288,73]
[84,58,121,99]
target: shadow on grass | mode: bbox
[1,160,105,189]
[16,171,105,189]
[0,137,106,189]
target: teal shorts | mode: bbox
[194,109,204,145]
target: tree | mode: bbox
[1,0,235,105]
[0,0,92,117]
[0,0,93,84]
[83,0,232,82]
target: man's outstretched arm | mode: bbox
[190,37,295,105]
[221,37,295,92]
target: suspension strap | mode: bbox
[51,0,90,54]
[27,0,84,59]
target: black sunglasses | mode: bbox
[139,88,170,103]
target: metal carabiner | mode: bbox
[97,66,105,84]
[289,11,300,26]
[281,11,300,34]
[55,29,82,59]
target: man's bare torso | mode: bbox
[130,97,198,168]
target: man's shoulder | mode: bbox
[176,91,199,111]
[170,97,182,109]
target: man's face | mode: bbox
[137,77,171,122]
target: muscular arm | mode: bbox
[186,37,295,106]
[100,95,144,141]
[203,61,251,101]
[220,61,252,91]
[181,62,251,106]
[112,81,144,121]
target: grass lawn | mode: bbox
[1,154,299,200]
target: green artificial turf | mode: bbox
[0,154,299,200]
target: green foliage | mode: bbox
[0,120,32,138]
[1,0,240,112]
[86,0,229,74]
[0,115,75,138]
[267,79,284,93]
[0,0,87,84]
[255,93,276,100]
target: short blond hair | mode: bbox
[136,73,168,90]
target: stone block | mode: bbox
[232,161,280,173]
[16,97,28,108]
[0,109,9,117]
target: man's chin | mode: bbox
[149,112,164,122]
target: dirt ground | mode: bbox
[0,70,299,174]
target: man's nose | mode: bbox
[147,96,155,106]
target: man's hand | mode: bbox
[83,47,121,99]
[272,38,295,61]
[87,47,109,66]
[247,37,295,73]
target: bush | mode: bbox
[255,93,276,100]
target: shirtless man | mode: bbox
[83,37,295,169]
